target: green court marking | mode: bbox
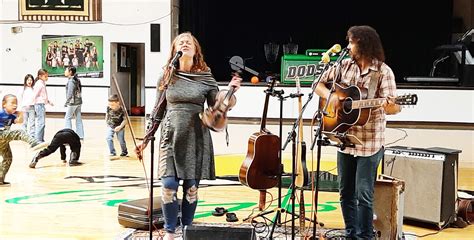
[5,189,123,204]
[103,199,131,207]
[5,189,341,217]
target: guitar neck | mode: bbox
[351,98,386,109]
[260,80,276,131]
[260,94,270,130]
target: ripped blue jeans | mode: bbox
[161,176,200,233]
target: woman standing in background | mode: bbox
[64,66,84,140]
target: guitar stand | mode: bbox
[243,88,309,240]
[278,91,321,240]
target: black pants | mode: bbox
[37,129,81,162]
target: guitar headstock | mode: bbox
[396,94,418,106]
[295,76,301,94]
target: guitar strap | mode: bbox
[367,71,381,99]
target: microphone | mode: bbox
[169,50,183,68]
[321,44,342,63]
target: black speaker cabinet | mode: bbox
[383,146,461,227]
[183,224,256,240]
[150,24,161,52]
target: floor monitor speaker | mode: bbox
[183,224,256,240]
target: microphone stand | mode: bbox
[279,92,303,240]
[280,74,330,238]
[309,48,350,239]
[273,88,285,226]
[148,136,155,240]
[146,63,178,240]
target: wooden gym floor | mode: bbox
[0,116,473,239]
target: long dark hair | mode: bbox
[347,25,385,63]
[23,74,35,89]
[67,66,82,92]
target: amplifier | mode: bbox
[383,146,461,227]
[280,54,324,85]
[280,50,350,85]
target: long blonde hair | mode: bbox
[160,32,209,90]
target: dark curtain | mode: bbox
[179,0,453,83]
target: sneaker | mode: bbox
[29,152,40,168]
[120,152,129,157]
[68,161,83,167]
[0,182,11,187]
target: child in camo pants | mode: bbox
[0,94,45,186]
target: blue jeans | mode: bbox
[22,106,35,138]
[337,147,384,239]
[34,103,45,142]
[65,104,84,139]
[161,177,200,233]
[106,127,127,155]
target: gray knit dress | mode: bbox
[151,71,219,180]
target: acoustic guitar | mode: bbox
[317,82,418,133]
[239,78,281,210]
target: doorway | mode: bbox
[110,43,145,115]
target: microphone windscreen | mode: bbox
[331,44,342,53]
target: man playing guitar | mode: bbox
[314,25,401,239]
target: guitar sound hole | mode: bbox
[343,99,352,113]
